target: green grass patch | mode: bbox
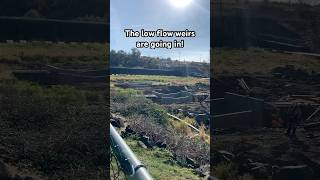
[126,137,201,180]
[111,74,209,86]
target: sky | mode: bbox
[110,0,210,62]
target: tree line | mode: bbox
[110,48,210,76]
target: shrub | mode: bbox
[111,88,168,125]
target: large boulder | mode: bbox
[139,135,154,148]
[137,141,148,149]
[186,157,200,168]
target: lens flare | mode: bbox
[170,0,192,8]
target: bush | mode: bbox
[111,88,168,125]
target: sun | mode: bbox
[170,0,193,8]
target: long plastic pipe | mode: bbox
[110,124,153,180]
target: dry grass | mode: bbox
[212,48,320,75]
[184,117,198,127]
[199,124,210,144]
[172,120,194,137]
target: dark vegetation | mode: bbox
[0,81,107,175]
[0,42,108,179]
[0,0,108,21]
[0,80,108,179]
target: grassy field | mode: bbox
[111,74,209,86]
[0,42,107,58]
[0,42,108,70]
[212,48,320,74]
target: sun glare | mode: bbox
[170,0,192,8]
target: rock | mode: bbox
[139,135,153,148]
[155,141,167,148]
[0,161,10,179]
[110,114,125,128]
[121,126,135,137]
[110,119,120,128]
[187,112,195,118]
[272,165,316,180]
[137,141,148,149]
[205,175,220,180]
[186,157,200,168]
[194,164,210,177]
[212,150,234,164]
[125,126,134,134]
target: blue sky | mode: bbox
[111,0,210,62]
